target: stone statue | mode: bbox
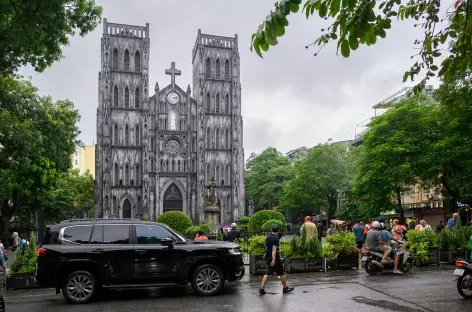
[206,177,218,205]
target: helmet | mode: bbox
[231,222,237,228]
[371,221,381,228]
[271,224,280,232]
[379,223,386,230]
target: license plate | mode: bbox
[362,256,368,261]
[454,269,464,276]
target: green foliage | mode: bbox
[185,224,211,238]
[261,219,285,233]
[439,225,472,251]
[288,226,322,258]
[216,230,223,241]
[156,211,193,235]
[248,235,267,256]
[323,231,357,260]
[139,215,150,221]
[236,215,250,232]
[252,0,472,90]
[406,229,438,263]
[248,210,286,234]
[245,148,294,210]
[408,220,417,230]
[10,235,37,274]
[0,0,102,75]
[199,224,211,233]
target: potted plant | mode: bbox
[323,232,358,270]
[6,235,39,289]
[438,225,472,264]
[406,229,439,266]
[248,235,268,275]
[284,227,324,273]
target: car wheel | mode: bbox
[191,264,224,296]
[62,270,98,304]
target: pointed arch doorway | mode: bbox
[123,198,132,219]
[163,184,183,212]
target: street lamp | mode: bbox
[82,198,89,219]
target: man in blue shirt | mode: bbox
[447,213,459,229]
[259,225,294,295]
[352,221,364,259]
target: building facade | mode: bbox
[94,19,245,224]
[72,142,96,178]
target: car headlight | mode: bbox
[229,248,242,256]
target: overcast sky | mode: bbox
[20,0,432,159]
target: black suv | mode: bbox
[35,219,245,304]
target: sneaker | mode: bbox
[259,288,267,295]
[283,287,294,294]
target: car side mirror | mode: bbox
[160,237,173,247]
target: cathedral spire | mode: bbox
[187,84,191,94]
[155,81,159,92]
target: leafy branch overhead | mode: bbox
[251,0,472,91]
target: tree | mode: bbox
[245,148,294,210]
[0,0,102,75]
[251,0,472,91]
[352,94,438,222]
[281,143,350,221]
[0,76,80,235]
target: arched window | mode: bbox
[135,88,140,108]
[125,87,130,108]
[215,94,220,113]
[160,159,163,171]
[136,164,140,185]
[112,196,117,215]
[112,48,119,70]
[225,94,229,114]
[124,50,130,71]
[216,129,220,149]
[114,124,118,145]
[137,196,142,214]
[166,159,169,171]
[205,57,211,78]
[206,128,211,148]
[135,125,139,145]
[114,86,118,107]
[172,159,175,172]
[206,92,211,113]
[125,125,129,145]
[178,160,181,172]
[169,111,177,130]
[125,164,129,185]
[220,166,224,185]
[216,59,220,79]
[225,129,229,149]
[135,51,141,72]
[224,59,230,80]
[192,159,196,172]
[114,163,119,185]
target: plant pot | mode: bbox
[249,255,267,276]
[284,258,325,273]
[440,249,449,262]
[447,249,468,264]
[335,254,359,270]
[6,272,38,290]
[416,247,440,266]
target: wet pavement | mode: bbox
[3,266,470,312]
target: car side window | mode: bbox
[62,225,93,244]
[103,225,130,244]
[135,225,175,244]
[89,225,103,244]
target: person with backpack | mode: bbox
[259,224,294,295]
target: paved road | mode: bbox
[2,267,470,312]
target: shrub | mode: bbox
[261,219,285,233]
[288,226,322,258]
[324,232,357,259]
[10,235,37,274]
[248,235,266,256]
[438,225,472,251]
[248,210,286,234]
[236,215,250,232]
[408,219,417,230]
[406,229,439,263]
[199,224,211,233]
[156,211,193,235]
[185,226,202,238]
[216,230,223,241]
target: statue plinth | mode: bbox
[204,205,220,212]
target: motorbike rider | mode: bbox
[379,223,396,261]
[365,221,403,275]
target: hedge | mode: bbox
[248,210,286,234]
[156,211,193,235]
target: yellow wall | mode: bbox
[72,144,95,178]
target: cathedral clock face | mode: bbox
[167,92,179,104]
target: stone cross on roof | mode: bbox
[165,62,181,89]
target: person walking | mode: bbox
[352,221,364,260]
[259,224,294,295]
[300,216,317,240]
[436,220,445,232]
[11,232,20,261]
[226,223,241,243]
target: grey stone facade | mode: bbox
[94,19,245,224]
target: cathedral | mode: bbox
[94,19,245,224]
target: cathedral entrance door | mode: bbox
[123,199,132,219]
[163,184,183,212]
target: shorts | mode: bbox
[356,241,363,249]
[379,245,391,252]
[265,262,284,276]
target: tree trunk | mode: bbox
[395,187,405,224]
[1,199,10,245]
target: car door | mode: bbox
[85,224,134,285]
[132,224,184,284]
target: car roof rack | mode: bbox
[60,218,142,223]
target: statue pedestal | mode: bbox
[204,205,221,228]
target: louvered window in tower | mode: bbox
[125,164,129,185]
[205,58,211,78]
[113,48,119,70]
[135,51,141,72]
[125,125,129,145]
[114,86,118,107]
[125,87,130,108]
[216,59,220,79]
[206,128,211,148]
[206,92,211,113]
[225,129,229,149]
[135,88,140,108]
[114,163,119,185]
[215,94,220,113]
[114,124,118,145]
[225,94,229,114]
[216,129,220,148]
[136,164,140,185]
[124,50,130,71]
[135,125,139,145]
[224,59,229,80]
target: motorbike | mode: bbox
[362,241,413,275]
[454,258,472,299]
